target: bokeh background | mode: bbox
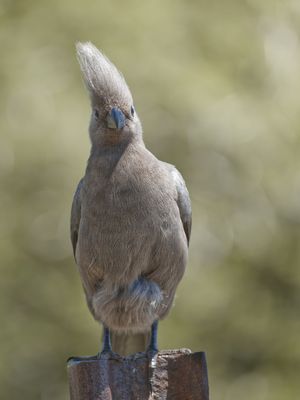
[1,0,300,399]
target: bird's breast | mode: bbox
[77,152,185,282]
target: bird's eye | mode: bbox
[94,109,99,119]
[130,105,135,117]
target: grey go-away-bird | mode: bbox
[71,42,191,356]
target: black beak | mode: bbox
[106,107,126,130]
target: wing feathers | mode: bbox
[70,179,83,260]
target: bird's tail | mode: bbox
[111,331,150,355]
[92,277,164,343]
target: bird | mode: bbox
[71,42,191,356]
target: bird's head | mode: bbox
[76,42,142,146]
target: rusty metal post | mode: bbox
[67,349,209,400]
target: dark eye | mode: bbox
[130,105,135,117]
[94,109,99,119]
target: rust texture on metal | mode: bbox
[67,349,209,400]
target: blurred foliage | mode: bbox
[1,0,300,399]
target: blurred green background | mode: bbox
[1,0,300,399]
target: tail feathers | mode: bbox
[92,277,163,333]
[111,331,150,355]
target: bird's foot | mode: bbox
[147,344,158,353]
[67,355,99,364]
[97,349,115,359]
[147,348,158,367]
[98,326,124,358]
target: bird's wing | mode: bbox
[164,163,192,245]
[70,178,84,261]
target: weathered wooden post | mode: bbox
[67,349,209,400]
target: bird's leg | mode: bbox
[147,320,159,352]
[100,325,112,355]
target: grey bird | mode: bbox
[71,42,191,356]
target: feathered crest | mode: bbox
[76,42,133,107]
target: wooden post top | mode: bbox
[67,349,209,400]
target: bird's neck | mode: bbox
[86,137,145,178]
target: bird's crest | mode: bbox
[76,42,133,108]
